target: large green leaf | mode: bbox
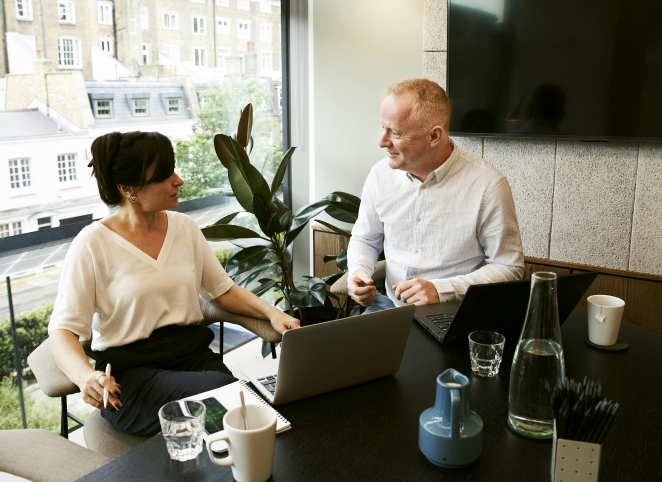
[322,272,344,286]
[253,193,274,236]
[328,191,361,206]
[335,249,348,271]
[225,246,270,277]
[218,134,251,172]
[202,224,264,241]
[285,199,332,246]
[325,201,360,224]
[270,146,296,201]
[315,220,351,238]
[231,238,275,249]
[251,279,278,297]
[236,261,279,288]
[228,160,255,213]
[212,211,241,226]
[289,277,328,308]
[213,134,235,169]
[270,198,291,234]
[237,103,253,148]
[323,254,337,264]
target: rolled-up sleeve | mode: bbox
[198,224,234,299]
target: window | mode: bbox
[97,1,112,25]
[93,99,113,118]
[217,17,230,35]
[217,48,230,68]
[216,0,229,5]
[59,1,75,23]
[275,84,282,110]
[191,0,205,3]
[237,0,249,10]
[57,37,81,68]
[0,222,23,237]
[261,51,272,71]
[193,16,206,35]
[15,0,32,20]
[260,23,272,42]
[194,47,207,67]
[163,12,178,30]
[9,158,31,189]
[37,217,51,230]
[238,20,250,40]
[132,98,149,116]
[142,43,149,64]
[57,154,77,182]
[140,7,148,29]
[167,98,181,114]
[100,37,113,54]
[260,2,271,13]
[163,45,179,61]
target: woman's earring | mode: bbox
[130,195,136,202]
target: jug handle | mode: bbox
[450,389,460,439]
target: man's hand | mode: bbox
[392,279,439,306]
[78,371,122,413]
[348,270,377,307]
[270,310,300,334]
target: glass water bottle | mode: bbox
[508,272,565,439]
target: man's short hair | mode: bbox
[387,79,451,132]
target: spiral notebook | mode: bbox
[189,380,291,452]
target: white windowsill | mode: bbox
[57,182,82,190]
[8,189,36,198]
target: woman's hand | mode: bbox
[78,371,123,412]
[270,310,300,335]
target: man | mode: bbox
[347,79,525,313]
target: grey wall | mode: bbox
[423,0,662,276]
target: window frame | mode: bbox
[238,19,251,40]
[163,11,179,30]
[237,0,249,10]
[15,0,33,21]
[131,98,150,116]
[9,158,32,191]
[216,0,229,5]
[192,16,207,35]
[97,1,113,25]
[217,47,230,68]
[166,97,181,115]
[142,42,149,64]
[99,37,113,55]
[260,2,272,13]
[193,47,207,67]
[140,7,149,29]
[261,50,272,71]
[93,99,113,118]
[216,17,230,35]
[261,23,272,42]
[56,36,82,69]
[163,44,180,61]
[58,0,75,24]
[57,154,77,183]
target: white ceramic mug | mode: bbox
[206,404,277,482]
[587,295,625,346]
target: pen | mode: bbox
[103,363,111,409]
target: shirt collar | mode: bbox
[406,139,460,185]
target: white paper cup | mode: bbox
[587,295,625,346]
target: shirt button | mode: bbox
[414,249,419,253]
[408,276,413,280]
[421,186,426,190]
[416,217,421,222]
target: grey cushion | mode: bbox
[27,339,79,398]
[0,429,110,482]
[330,260,387,296]
[198,295,282,343]
[83,409,150,459]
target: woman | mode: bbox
[48,131,299,436]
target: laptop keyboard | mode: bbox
[257,375,277,395]
[427,314,455,335]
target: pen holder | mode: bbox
[551,422,602,482]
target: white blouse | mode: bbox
[48,211,234,351]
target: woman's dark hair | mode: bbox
[88,131,176,206]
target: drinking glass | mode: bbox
[468,331,506,377]
[159,400,206,461]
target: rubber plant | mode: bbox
[201,103,360,325]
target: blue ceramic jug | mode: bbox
[419,368,483,468]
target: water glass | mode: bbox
[159,400,206,461]
[468,331,506,377]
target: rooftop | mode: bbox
[0,109,70,139]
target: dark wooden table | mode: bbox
[78,313,662,481]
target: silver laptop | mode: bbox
[241,305,416,405]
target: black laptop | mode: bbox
[414,272,598,344]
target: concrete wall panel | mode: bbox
[550,141,639,270]
[484,138,556,259]
[452,136,482,156]
[629,143,662,275]
[422,51,447,90]
[424,0,447,52]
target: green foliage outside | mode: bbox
[0,303,53,380]
[175,78,282,201]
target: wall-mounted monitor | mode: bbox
[448,0,662,141]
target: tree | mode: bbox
[175,77,281,201]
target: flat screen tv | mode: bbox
[448,0,662,141]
